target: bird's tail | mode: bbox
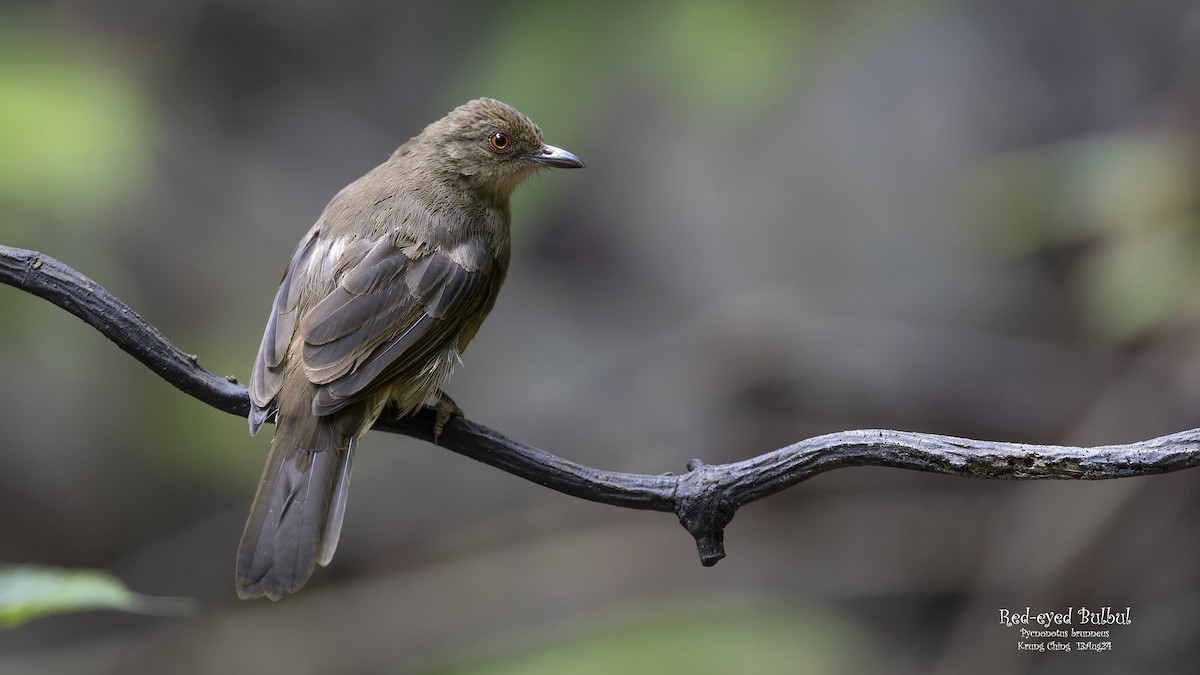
[235,413,355,601]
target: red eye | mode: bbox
[489,132,510,151]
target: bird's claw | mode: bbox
[433,392,463,443]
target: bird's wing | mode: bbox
[248,221,324,434]
[298,234,498,416]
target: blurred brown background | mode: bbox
[2,0,1200,673]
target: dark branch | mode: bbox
[4,244,1199,566]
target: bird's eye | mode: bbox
[489,132,510,152]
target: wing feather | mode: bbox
[251,206,503,428]
[249,222,324,433]
[301,241,495,417]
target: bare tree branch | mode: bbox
[3,244,1199,566]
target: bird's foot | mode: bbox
[433,392,463,444]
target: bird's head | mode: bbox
[411,98,584,202]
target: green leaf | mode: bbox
[0,565,196,628]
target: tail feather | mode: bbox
[317,437,356,566]
[236,415,353,601]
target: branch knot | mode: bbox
[674,460,736,566]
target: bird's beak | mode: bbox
[532,144,585,169]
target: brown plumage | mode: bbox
[237,98,583,600]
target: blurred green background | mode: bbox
[2,0,1199,673]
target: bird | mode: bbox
[236,98,583,600]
